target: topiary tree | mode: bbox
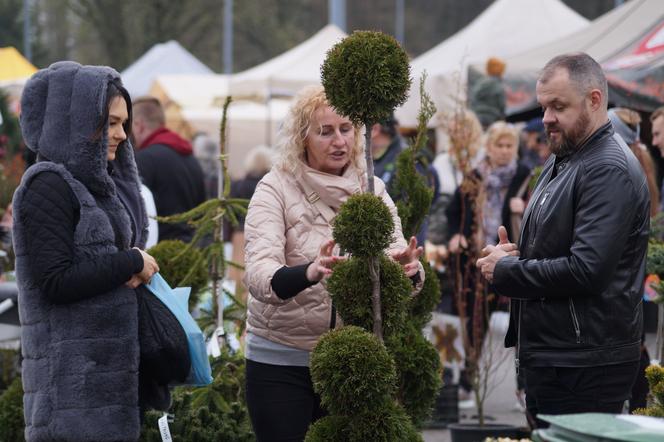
[306,327,421,442]
[322,30,410,341]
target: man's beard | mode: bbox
[545,109,590,157]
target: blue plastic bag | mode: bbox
[146,273,213,386]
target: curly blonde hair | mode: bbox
[276,85,365,173]
[485,121,519,148]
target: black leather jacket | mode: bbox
[494,122,649,368]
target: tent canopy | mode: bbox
[395,0,588,127]
[148,74,290,178]
[0,47,37,83]
[122,41,213,98]
[229,24,347,100]
[501,0,664,115]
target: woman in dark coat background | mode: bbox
[13,62,159,441]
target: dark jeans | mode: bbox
[245,359,326,442]
[525,361,639,429]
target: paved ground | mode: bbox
[421,321,528,442]
[420,324,658,442]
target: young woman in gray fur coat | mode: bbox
[12,62,160,441]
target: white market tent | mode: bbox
[149,74,291,178]
[229,24,347,100]
[497,0,664,114]
[122,41,214,98]
[395,0,589,127]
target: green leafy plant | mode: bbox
[332,193,393,257]
[634,364,664,417]
[0,376,25,442]
[321,31,410,128]
[311,326,396,415]
[140,350,253,441]
[327,256,410,340]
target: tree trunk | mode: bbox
[364,122,381,340]
[369,256,382,342]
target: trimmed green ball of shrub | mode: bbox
[347,401,422,442]
[387,324,442,428]
[327,255,410,339]
[407,258,441,330]
[148,240,208,309]
[310,326,396,415]
[304,415,349,442]
[333,193,394,257]
[321,31,411,125]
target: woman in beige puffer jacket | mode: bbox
[243,85,424,442]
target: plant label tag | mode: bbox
[158,414,173,442]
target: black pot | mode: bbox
[426,384,459,428]
[448,423,521,442]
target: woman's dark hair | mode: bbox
[92,79,133,144]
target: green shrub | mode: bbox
[148,239,208,309]
[407,257,441,330]
[634,364,664,418]
[304,415,350,442]
[0,376,25,442]
[305,402,421,442]
[327,255,410,339]
[310,326,396,415]
[141,350,253,441]
[321,31,410,126]
[333,194,394,257]
[387,324,442,427]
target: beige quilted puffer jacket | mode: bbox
[244,163,422,351]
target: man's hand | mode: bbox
[476,226,519,282]
[390,236,424,277]
[306,240,344,283]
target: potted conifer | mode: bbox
[305,31,442,440]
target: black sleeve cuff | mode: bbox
[128,249,144,274]
[271,263,317,300]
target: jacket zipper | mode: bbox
[568,298,581,343]
[515,300,522,375]
[529,191,550,247]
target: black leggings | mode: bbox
[245,359,326,442]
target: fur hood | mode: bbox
[20,61,140,197]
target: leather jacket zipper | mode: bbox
[530,191,550,247]
[516,300,522,375]
[568,298,581,343]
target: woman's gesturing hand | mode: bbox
[126,248,160,288]
[306,239,344,283]
[389,236,424,278]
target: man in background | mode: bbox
[132,97,206,243]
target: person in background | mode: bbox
[192,132,219,199]
[445,121,531,407]
[519,117,550,170]
[477,53,649,429]
[243,85,424,442]
[426,109,483,313]
[469,57,507,130]
[609,107,659,216]
[649,107,664,210]
[608,106,656,413]
[131,96,206,243]
[13,62,159,441]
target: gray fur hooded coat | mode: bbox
[13,62,148,441]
